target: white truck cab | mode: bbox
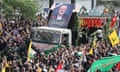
[31,26,72,53]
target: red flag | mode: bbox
[55,61,63,72]
[116,62,120,70]
[110,15,117,29]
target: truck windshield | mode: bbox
[32,29,61,44]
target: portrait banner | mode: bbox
[48,3,74,28]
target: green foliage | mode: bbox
[115,0,120,6]
[2,0,39,19]
[105,2,114,16]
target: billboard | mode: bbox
[48,3,74,28]
[79,17,103,28]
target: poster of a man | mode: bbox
[48,3,74,28]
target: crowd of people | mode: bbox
[0,18,43,72]
[0,16,120,72]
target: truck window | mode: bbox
[32,29,61,44]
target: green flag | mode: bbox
[88,55,120,72]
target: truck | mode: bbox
[31,26,72,54]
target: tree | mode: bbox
[115,0,120,6]
[1,0,40,19]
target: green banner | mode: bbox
[44,44,61,55]
[88,55,120,72]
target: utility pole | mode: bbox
[49,0,54,8]
[91,0,96,9]
[71,0,75,8]
[48,0,54,21]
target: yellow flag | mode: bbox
[36,64,42,72]
[1,62,9,72]
[38,66,42,72]
[1,64,5,72]
[92,36,96,48]
[1,56,9,72]
[27,40,32,62]
[5,62,9,68]
[89,48,93,55]
[108,30,119,47]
